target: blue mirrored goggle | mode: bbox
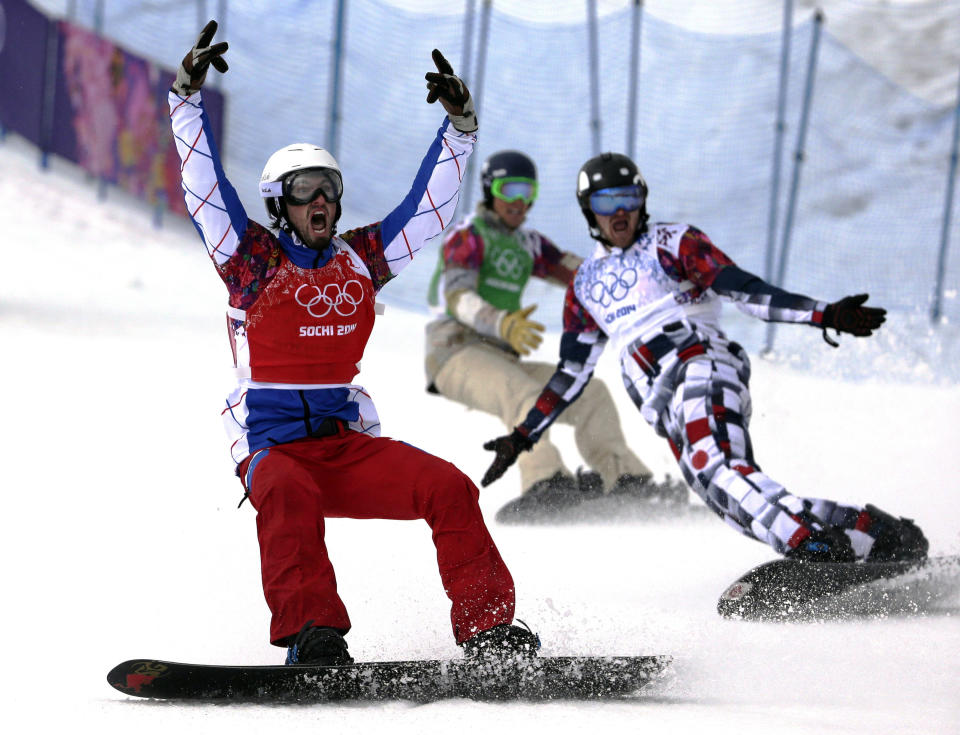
[491,177,538,204]
[588,185,644,216]
[283,167,343,206]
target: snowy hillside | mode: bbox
[3,115,960,732]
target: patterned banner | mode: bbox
[0,0,224,216]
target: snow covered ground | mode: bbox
[2,125,959,733]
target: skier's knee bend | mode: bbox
[417,461,480,516]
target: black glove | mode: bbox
[172,20,229,96]
[820,293,886,346]
[481,429,533,487]
[424,49,477,133]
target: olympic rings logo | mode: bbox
[586,268,638,307]
[493,249,524,280]
[295,280,364,318]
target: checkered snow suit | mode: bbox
[515,222,878,558]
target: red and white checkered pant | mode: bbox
[627,353,867,556]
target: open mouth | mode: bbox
[611,217,629,233]
[309,209,328,234]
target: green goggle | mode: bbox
[490,177,538,205]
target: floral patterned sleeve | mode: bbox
[532,235,581,287]
[666,226,736,291]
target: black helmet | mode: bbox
[481,150,537,206]
[576,152,649,244]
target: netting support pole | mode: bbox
[461,0,476,84]
[765,10,822,354]
[625,0,644,159]
[327,0,347,158]
[460,0,491,214]
[212,0,227,89]
[39,14,60,170]
[587,0,602,154]
[92,0,110,200]
[764,0,793,286]
[931,65,960,324]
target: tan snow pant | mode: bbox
[434,342,651,493]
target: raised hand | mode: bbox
[172,20,229,96]
[425,49,477,133]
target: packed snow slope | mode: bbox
[2,137,958,732]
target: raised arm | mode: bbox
[168,21,248,268]
[338,50,477,291]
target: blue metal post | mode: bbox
[461,0,476,83]
[764,0,793,285]
[93,0,104,33]
[460,0,491,213]
[587,0,602,154]
[94,0,108,200]
[327,0,347,157]
[213,0,227,89]
[626,0,644,159]
[765,10,823,353]
[931,65,960,323]
[39,15,60,169]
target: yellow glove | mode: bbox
[499,305,545,356]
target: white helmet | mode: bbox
[259,143,343,232]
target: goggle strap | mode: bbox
[259,180,283,198]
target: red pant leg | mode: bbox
[241,431,515,646]
[241,446,351,645]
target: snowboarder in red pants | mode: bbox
[169,22,537,665]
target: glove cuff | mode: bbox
[172,65,200,97]
[447,97,478,133]
[510,428,534,452]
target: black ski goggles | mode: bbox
[282,167,344,206]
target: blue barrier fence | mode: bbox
[7,0,960,333]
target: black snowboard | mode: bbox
[107,654,672,703]
[718,554,960,621]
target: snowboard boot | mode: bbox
[862,504,929,563]
[613,474,688,504]
[494,471,582,523]
[462,622,540,662]
[785,526,856,563]
[285,622,353,666]
[576,467,604,497]
[611,473,657,499]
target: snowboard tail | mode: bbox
[718,554,960,621]
[108,654,672,702]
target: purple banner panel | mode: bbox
[0,0,225,218]
[0,0,51,145]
